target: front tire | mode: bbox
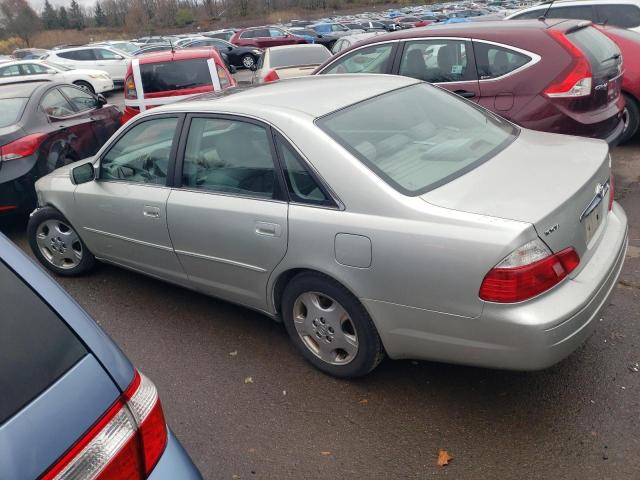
[241,54,256,69]
[282,272,384,378]
[620,93,640,145]
[73,80,95,94]
[28,207,96,276]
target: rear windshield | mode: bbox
[0,260,87,424]
[317,83,517,195]
[140,58,213,93]
[0,98,27,128]
[567,26,622,78]
[269,47,331,68]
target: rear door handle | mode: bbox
[255,221,281,237]
[143,206,160,218]
[454,90,476,99]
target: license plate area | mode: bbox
[584,204,604,245]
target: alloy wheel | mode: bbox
[242,55,255,69]
[35,220,83,270]
[292,292,359,365]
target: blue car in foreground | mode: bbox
[0,233,202,480]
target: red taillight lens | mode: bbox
[0,133,47,161]
[263,69,280,83]
[608,174,615,211]
[480,240,580,303]
[42,371,167,480]
[125,75,137,99]
[545,30,592,98]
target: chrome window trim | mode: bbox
[472,39,542,82]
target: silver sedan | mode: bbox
[28,75,628,377]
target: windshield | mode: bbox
[269,47,331,68]
[43,61,71,71]
[111,42,139,53]
[317,84,517,195]
[0,98,27,128]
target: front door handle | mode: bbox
[143,206,160,218]
[255,221,281,237]
[454,90,477,99]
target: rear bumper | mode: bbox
[0,154,39,215]
[148,430,202,480]
[364,203,628,370]
[603,118,625,147]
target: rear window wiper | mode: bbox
[602,52,621,63]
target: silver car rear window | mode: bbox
[317,83,518,195]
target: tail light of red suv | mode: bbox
[480,239,580,303]
[42,371,167,480]
[544,30,593,98]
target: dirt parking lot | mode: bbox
[3,95,640,480]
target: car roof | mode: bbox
[152,74,419,119]
[136,47,223,64]
[267,43,326,52]
[0,81,50,99]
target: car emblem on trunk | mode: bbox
[544,224,559,236]
[579,181,610,223]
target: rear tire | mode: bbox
[73,80,95,94]
[281,272,385,378]
[241,54,256,69]
[28,207,96,276]
[620,93,640,145]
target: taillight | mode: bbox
[479,239,580,303]
[125,75,137,99]
[0,133,47,161]
[216,64,231,89]
[545,30,592,98]
[609,174,615,211]
[263,69,280,83]
[42,371,167,480]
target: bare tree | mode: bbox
[0,0,41,46]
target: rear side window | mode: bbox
[317,83,517,195]
[567,27,622,78]
[0,98,27,127]
[399,40,474,83]
[597,4,640,28]
[140,58,213,93]
[58,49,95,61]
[269,47,330,68]
[322,43,394,74]
[546,5,595,21]
[473,42,532,80]
[41,89,76,118]
[0,260,87,424]
[0,65,21,78]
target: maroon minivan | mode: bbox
[231,26,306,49]
[315,19,625,145]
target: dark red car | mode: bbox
[0,81,120,216]
[596,25,640,143]
[396,16,433,28]
[315,19,625,145]
[230,26,306,49]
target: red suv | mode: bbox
[123,48,235,123]
[230,26,306,49]
[315,20,625,145]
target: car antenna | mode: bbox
[170,38,175,54]
[539,0,555,21]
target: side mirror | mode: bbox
[96,94,107,108]
[71,162,95,185]
[249,64,258,72]
[227,45,233,51]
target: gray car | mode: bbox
[27,75,628,378]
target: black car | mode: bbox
[0,81,121,217]
[179,38,263,69]
[288,28,339,49]
[376,19,400,31]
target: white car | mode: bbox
[43,46,132,82]
[0,60,114,93]
[89,41,140,55]
[506,0,640,33]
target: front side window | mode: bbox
[473,42,531,80]
[269,28,286,38]
[100,117,178,184]
[59,86,97,112]
[20,63,48,75]
[41,89,75,118]
[276,136,330,206]
[317,83,517,195]
[596,4,640,28]
[322,43,394,74]
[399,40,474,83]
[182,117,276,198]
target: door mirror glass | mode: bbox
[96,94,107,107]
[71,162,95,184]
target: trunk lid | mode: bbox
[274,65,321,79]
[421,129,611,268]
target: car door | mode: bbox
[58,85,120,149]
[73,115,189,284]
[472,40,540,118]
[92,48,127,81]
[394,38,480,101]
[166,115,288,312]
[39,87,100,171]
[319,42,398,75]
